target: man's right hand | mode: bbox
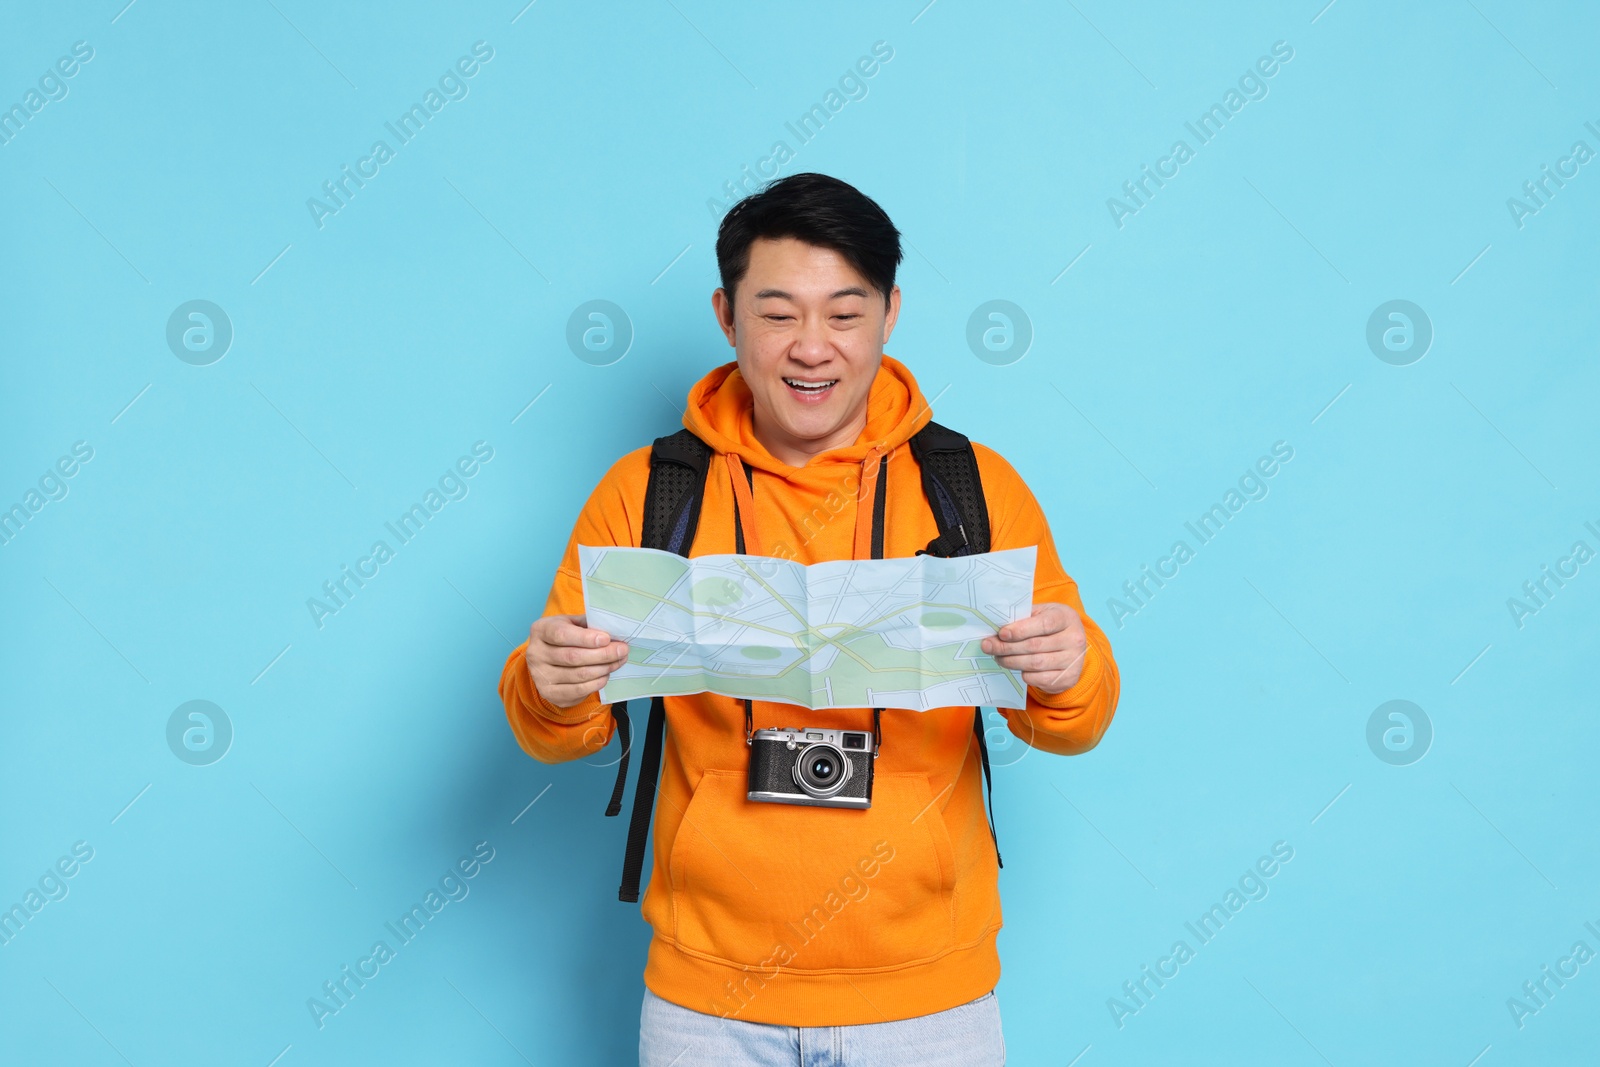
[525,614,630,709]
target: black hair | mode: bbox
[715,172,903,311]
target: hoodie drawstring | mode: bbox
[725,452,763,557]
[727,443,889,561]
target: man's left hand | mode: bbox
[980,602,1088,696]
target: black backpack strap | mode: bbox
[908,422,991,557]
[618,696,668,902]
[603,701,631,817]
[911,422,1002,869]
[972,709,1003,868]
[608,429,713,903]
[642,428,714,555]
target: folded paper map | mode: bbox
[578,544,1037,711]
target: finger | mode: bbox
[982,632,1066,656]
[994,605,1063,643]
[559,660,621,684]
[572,675,609,698]
[993,651,1067,673]
[547,640,630,667]
[541,614,615,648]
[544,678,608,709]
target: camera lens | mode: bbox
[793,741,853,799]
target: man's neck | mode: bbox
[752,408,870,468]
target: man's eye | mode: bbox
[834,314,860,322]
[766,315,793,322]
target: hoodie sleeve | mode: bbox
[499,447,651,765]
[973,444,1121,757]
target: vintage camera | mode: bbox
[747,726,875,809]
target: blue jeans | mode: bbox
[639,987,1006,1066]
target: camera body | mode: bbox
[747,726,875,809]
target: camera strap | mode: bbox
[867,454,888,754]
[734,460,757,747]
[734,457,891,755]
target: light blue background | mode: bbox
[3,1,1596,1064]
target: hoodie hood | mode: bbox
[682,353,932,559]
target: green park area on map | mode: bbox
[578,544,1037,711]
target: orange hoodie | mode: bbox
[499,354,1119,1026]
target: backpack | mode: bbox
[603,421,1003,903]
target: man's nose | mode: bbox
[790,316,832,363]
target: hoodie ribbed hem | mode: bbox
[641,926,1002,1027]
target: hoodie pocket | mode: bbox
[667,769,956,971]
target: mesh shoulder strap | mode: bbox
[606,429,712,903]
[909,421,991,557]
[642,429,714,555]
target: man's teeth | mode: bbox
[785,379,837,391]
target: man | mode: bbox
[499,172,1120,1065]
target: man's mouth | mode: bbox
[783,377,838,399]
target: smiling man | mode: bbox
[499,172,1120,1066]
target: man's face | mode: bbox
[712,236,900,464]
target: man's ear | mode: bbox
[880,284,902,345]
[711,288,738,346]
